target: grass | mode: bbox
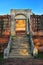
[38,52,43,59]
[0,53,3,61]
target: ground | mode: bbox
[0,58,43,65]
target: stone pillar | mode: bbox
[26,19,29,34]
[26,14,30,34]
[10,10,15,36]
[26,10,32,34]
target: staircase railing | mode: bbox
[4,36,12,59]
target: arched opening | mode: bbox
[15,14,27,35]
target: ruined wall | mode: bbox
[0,15,10,53]
[30,15,43,52]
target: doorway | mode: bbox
[15,19,26,35]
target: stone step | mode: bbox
[9,47,31,57]
[8,35,32,58]
[9,49,31,57]
[12,42,30,45]
[12,43,29,46]
[9,51,31,55]
[9,53,31,56]
[8,54,32,58]
[12,36,29,40]
[11,47,29,49]
[12,46,29,49]
[11,47,30,49]
[11,44,29,48]
[13,40,29,43]
[9,52,31,56]
[10,48,30,52]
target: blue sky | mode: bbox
[0,0,43,15]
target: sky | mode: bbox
[0,0,43,15]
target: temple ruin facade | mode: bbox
[0,9,43,59]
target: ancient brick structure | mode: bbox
[0,15,10,53]
[30,15,43,52]
[0,9,43,59]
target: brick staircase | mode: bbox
[8,35,32,58]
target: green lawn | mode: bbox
[38,52,43,59]
[0,53,3,61]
